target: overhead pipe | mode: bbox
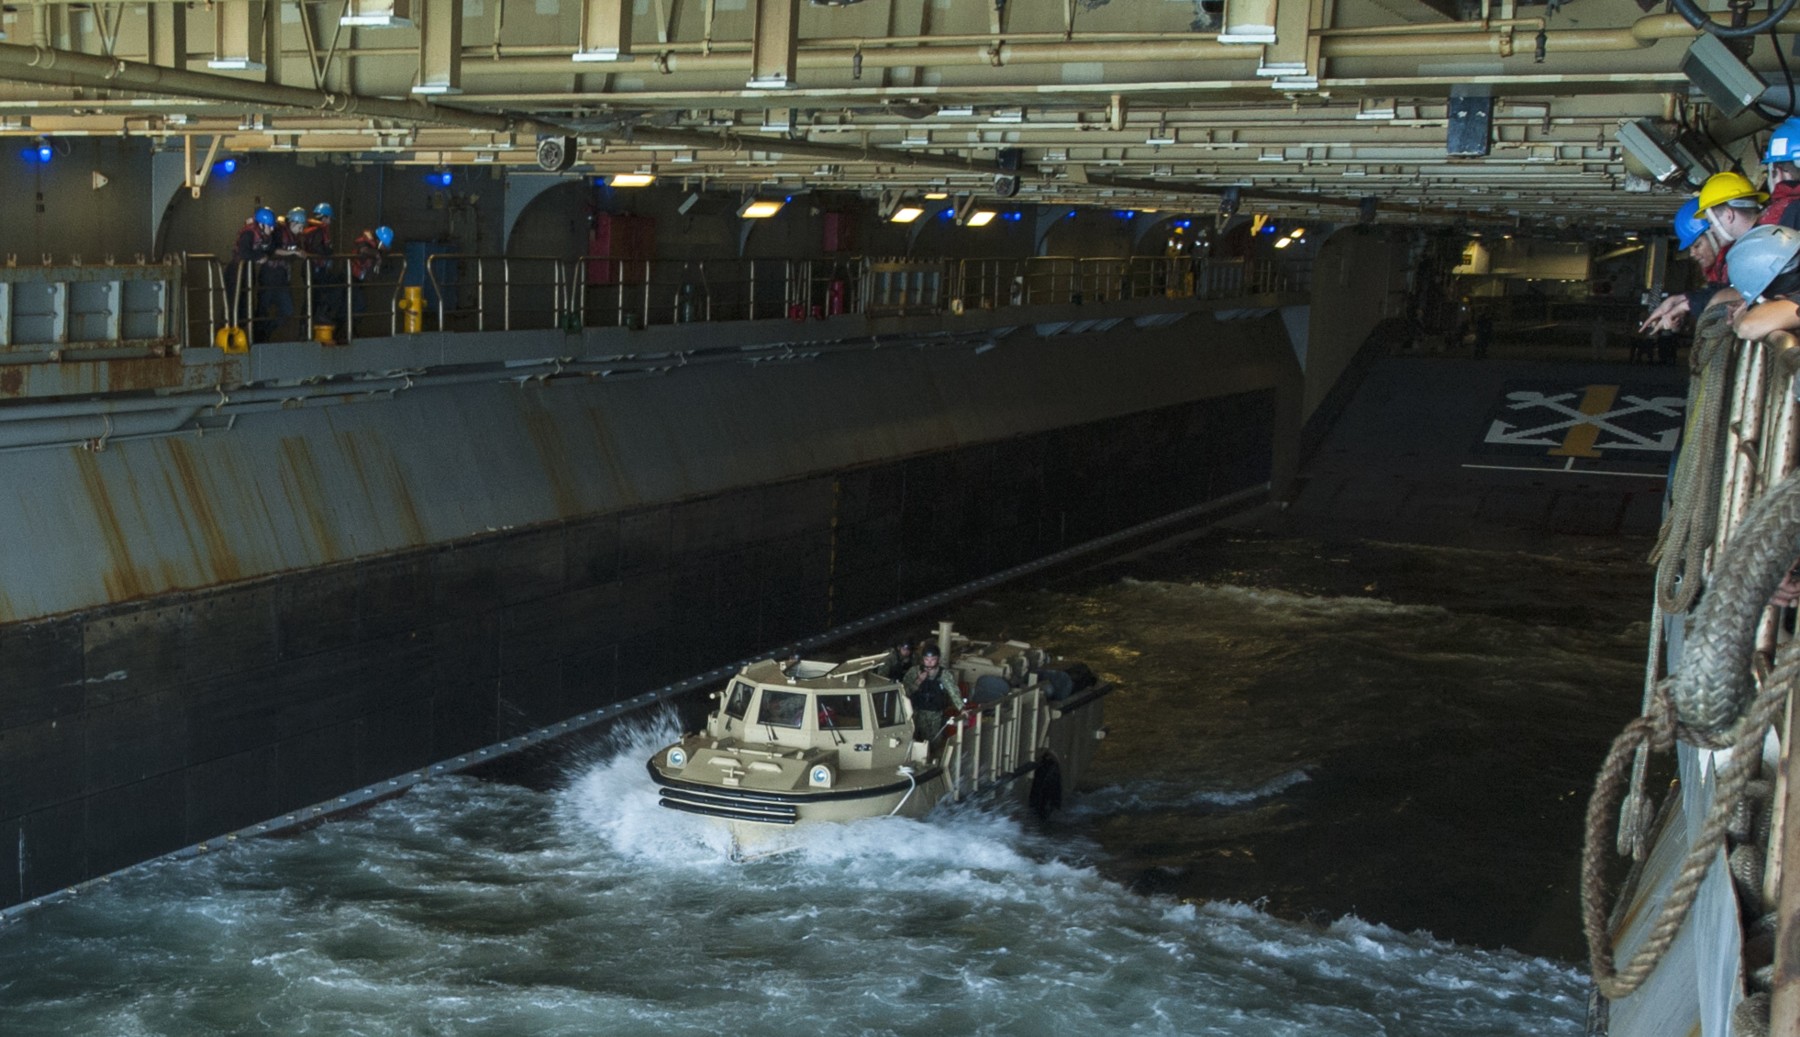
[475,38,1245,75]
[0,40,573,137]
[0,42,1011,177]
[1323,13,1800,57]
[430,11,1799,74]
[0,9,1781,96]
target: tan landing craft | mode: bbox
[647,622,1111,846]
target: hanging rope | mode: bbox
[1581,661,1789,1000]
[1649,309,1738,615]
[1617,597,1665,860]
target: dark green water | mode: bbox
[0,526,1641,1035]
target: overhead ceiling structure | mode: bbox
[0,0,1789,231]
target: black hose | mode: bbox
[1769,12,1799,119]
[1672,0,1797,37]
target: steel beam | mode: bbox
[147,4,186,70]
[414,0,463,96]
[748,0,800,90]
[207,1,266,72]
[574,0,633,63]
[341,0,414,29]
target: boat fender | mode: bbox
[1028,757,1064,818]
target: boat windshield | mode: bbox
[757,689,807,728]
[815,693,865,730]
[724,680,755,720]
[871,687,902,727]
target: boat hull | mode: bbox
[650,762,952,826]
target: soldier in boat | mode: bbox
[903,643,963,743]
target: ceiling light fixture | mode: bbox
[739,198,785,219]
[889,206,925,224]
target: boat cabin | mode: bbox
[704,658,914,772]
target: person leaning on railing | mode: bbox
[1724,225,1800,340]
[349,226,395,329]
[1642,173,1763,334]
[1640,198,1719,336]
[301,206,340,338]
[226,206,276,336]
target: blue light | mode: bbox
[34,142,51,163]
[214,158,237,176]
[1174,219,1191,229]
[1003,211,1023,222]
[938,207,955,220]
[1066,209,1078,219]
[1115,210,1135,220]
[425,170,453,188]
[1261,222,1278,234]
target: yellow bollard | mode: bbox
[311,323,337,346]
[399,285,424,334]
[214,326,248,353]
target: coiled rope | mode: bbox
[1649,309,1738,615]
[1581,661,1787,1000]
[1671,465,1800,744]
[1585,462,1800,1000]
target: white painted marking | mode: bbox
[1459,463,1665,479]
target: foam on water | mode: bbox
[1067,768,1313,818]
[0,532,1638,1036]
[0,723,1586,1037]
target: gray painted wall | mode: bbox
[0,314,1297,625]
[0,313,1298,909]
[1300,227,1411,421]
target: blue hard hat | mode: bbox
[253,206,276,227]
[1767,117,1800,163]
[312,202,334,219]
[286,207,307,224]
[1726,224,1800,301]
[1673,196,1710,251]
[375,226,394,248]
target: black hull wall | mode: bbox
[0,316,1296,908]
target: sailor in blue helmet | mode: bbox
[1641,197,1723,334]
[311,202,335,252]
[298,206,340,336]
[226,206,278,335]
[1730,225,1800,340]
[1760,118,1800,230]
[349,225,396,330]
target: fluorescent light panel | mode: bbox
[966,210,997,227]
[610,173,656,187]
[889,206,925,223]
[739,199,785,218]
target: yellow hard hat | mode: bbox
[1697,171,1769,213]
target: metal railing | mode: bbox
[939,682,1048,802]
[182,253,410,347]
[175,251,1299,346]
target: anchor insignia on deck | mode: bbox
[1483,387,1684,456]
